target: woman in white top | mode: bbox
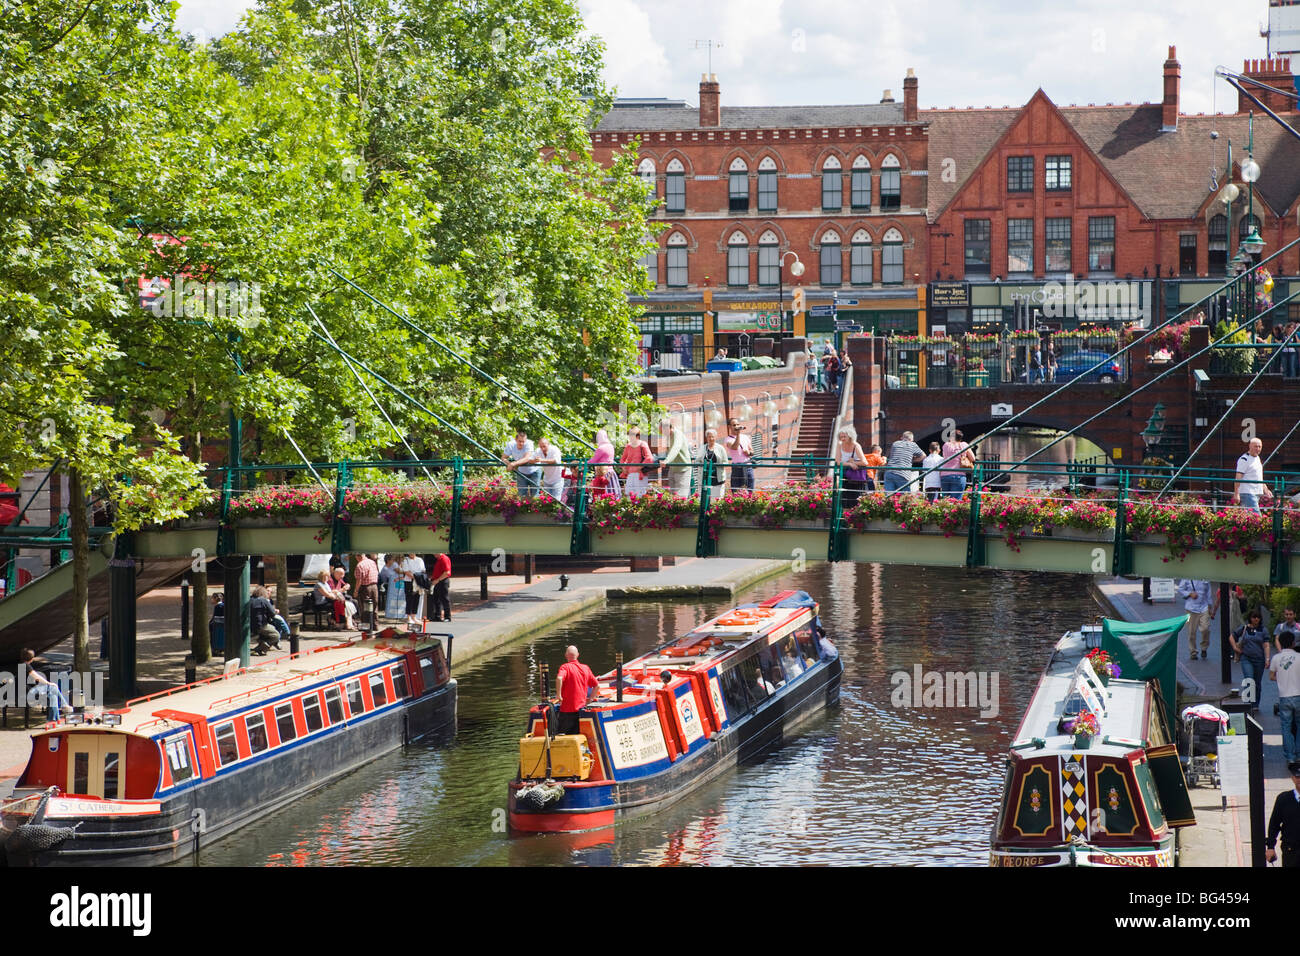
[922,442,945,502]
[837,426,871,507]
[400,552,426,627]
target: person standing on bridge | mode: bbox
[940,429,972,498]
[1233,438,1271,513]
[882,431,923,494]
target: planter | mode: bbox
[228,515,329,528]
[1129,541,1272,585]
[1074,734,1093,751]
[467,521,571,555]
[135,526,218,559]
[591,527,698,557]
[1042,527,1115,543]
[349,523,450,552]
[714,526,828,560]
[965,371,990,388]
[463,513,567,527]
[983,537,1112,575]
[235,524,332,555]
[846,530,966,568]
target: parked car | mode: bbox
[1052,349,1124,383]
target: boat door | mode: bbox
[66,734,126,800]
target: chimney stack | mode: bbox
[699,73,720,127]
[880,89,895,104]
[1238,56,1295,114]
[1161,45,1180,131]
[903,68,918,122]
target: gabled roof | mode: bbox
[594,103,908,132]
[924,99,1300,222]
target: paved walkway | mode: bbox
[0,556,788,794]
[1092,577,1291,867]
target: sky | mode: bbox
[176,0,1285,115]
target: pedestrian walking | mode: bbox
[535,437,564,503]
[1264,762,1300,867]
[1028,342,1044,384]
[1269,632,1300,767]
[940,429,972,498]
[1233,437,1271,512]
[1231,610,1271,713]
[1276,607,1300,653]
[1176,579,1219,660]
[922,442,944,502]
[724,417,755,493]
[882,431,923,494]
[823,349,841,394]
[836,426,871,507]
[619,426,655,498]
[503,429,541,498]
[428,552,452,622]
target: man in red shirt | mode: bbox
[429,552,452,622]
[556,645,599,735]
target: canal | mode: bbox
[191,562,1103,866]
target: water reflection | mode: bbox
[191,563,1100,867]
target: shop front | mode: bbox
[930,277,1153,332]
[635,311,708,371]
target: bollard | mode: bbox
[289,621,301,657]
[616,652,623,702]
[558,574,569,591]
[184,654,197,685]
[479,564,488,601]
[524,554,534,584]
[365,598,376,633]
[180,578,190,643]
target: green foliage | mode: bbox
[1212,321,1257,374]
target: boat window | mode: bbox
[215,722,239,766]
[275,702,297,743]
[345,678,365,717]
[391,663,409,700]
[324,686,346,724]
[795,627,819,667]
[718,666,749,720]
[758,645,786,688]
[736,655,771,705]
[369,672,388,708]
[777,634,805,679]
[303,694,324,732]
[419,654,437,692]
[246,713,270,755]
[103,749,120,800]
[72,752,89,794]
[164,734,194,784]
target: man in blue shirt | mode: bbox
[1176,579,1218,661]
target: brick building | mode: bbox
[591,71,931,368]
[924,48,1300,333]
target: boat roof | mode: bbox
[1012,628,1150,759]
[43,635,443,738]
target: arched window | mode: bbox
[729,157,749,212]
[851,156,872,211]
[757,229,780,287]
[1239,214,1261,242]
[666,232,688,287]
[882,228,904,286]
[821,156,842,211]
[727,231,750,287]
[666,158,686,213]
[819,229,842,286]
[638,234,658,286]
[1208,214,1228,276]
[880,154,902,211]
[637,158,656,202]
[757,156,778,212]
[850,229,873,286]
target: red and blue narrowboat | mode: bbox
[0,630,455,866]
[507,590,841,833]
[989,624,1195,867]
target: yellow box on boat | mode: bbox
[519,734,592,780]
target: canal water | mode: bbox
[192,562,1103,866]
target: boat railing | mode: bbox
[206,649,387,711]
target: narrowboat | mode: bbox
[507,590,842,833]
[989,624,1195,867]
[0,630,456,866]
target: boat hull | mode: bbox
[2,682,457,866]
[508,658,842,833]
[988,839,1176,868]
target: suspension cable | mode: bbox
[304,304,439,488]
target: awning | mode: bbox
[1101,614,1187,735]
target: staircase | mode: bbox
[788,391,840,481]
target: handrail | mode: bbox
[206,649,387,712]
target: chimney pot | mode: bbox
[881,88,894,103]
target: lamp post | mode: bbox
[778,250,805,334]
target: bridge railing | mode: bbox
[884,331,1129,388]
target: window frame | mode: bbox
[1045,217,1072,273]
[1087,216,1116,274]
[164,734,195,785]
[369,671,389,708]
[274,702,297,744]
[879,158,901,211]
[821,158,842,212]
[1179,234,1197,277]
[727,234,750,287]
[324,685,346,724]
[391,663,409,701]
[819,233,843,287]
[666,244,688,288]
[728,168,749,213]
[850,162,872,211]
[757,164,777,212]
[1007,156,1034,193]
[881,230,904,286]
[1007,218,1034,274]
[964,218,991,276]
[757,237,779,287]
[1045,155,1072,191]
[214,721,239,767]
[850,233,873,286]
[665,170,685,214]
[303,693,324,733]
[345,678,365,718]
[245,712,270,755]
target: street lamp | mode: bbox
[778,251,805,333]
[1241,114,1265,258]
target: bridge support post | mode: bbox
[966,463,985,568]
[450,457,468,555]
[108,533,138,700]
[696,460,716,558]
[1269,477,1288,586]
[827,463,846,562]
[569,463,591,556]
[1111,472,1133,576]
[218,555,250,668]
[330,461,352,558]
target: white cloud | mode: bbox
[175,0,256,41]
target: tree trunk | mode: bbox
[191,568,209,664]
[69,468,90,674]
